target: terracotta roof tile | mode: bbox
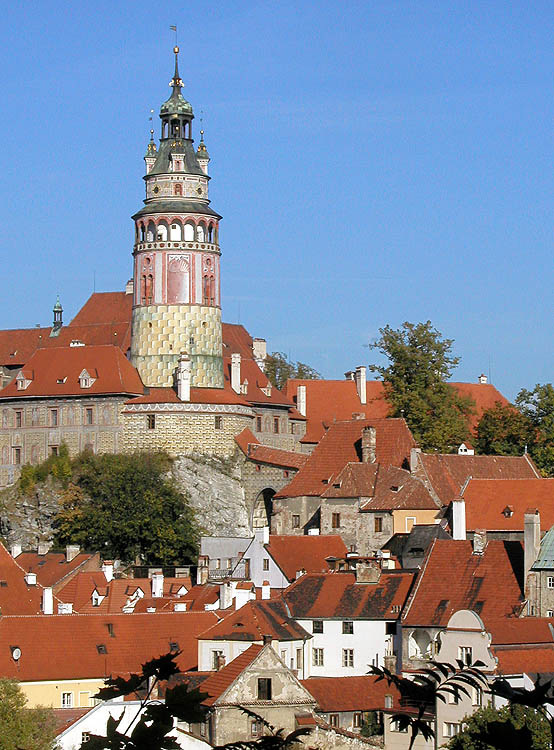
[283,571,414,619]
[0,345,143,399]
[485,617,554,645]
[235,429,308,470]
[16,552,98,589]
[360,467,438,511]
[125,384,250,406]
[198,599,310,642]
[402,540,524,627]
[413,453,539,506]
[0,328,52,367]
[494,646,554,675]
[275,419,415,498]
[69,292,133,327]
[0,611,218,681]
[461,478,554,532]
[224,357,293,407]
[301,676,401,712]
[266,535,348,581]
[200,644,264,705]
[0,544,45,615]
[450,382,510,431]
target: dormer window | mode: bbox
[79,369,95,389]
[502,505,514,518]
[56,377,67,384]
[16,371,32,390]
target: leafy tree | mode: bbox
[265,352,321,391]
[53,452,199,565]
[360,710,383,737]
[0,678,56,750]
[369,321,474,451]
[475,401,532,457]
[447,703,549,749]
[19,442,72,494]
[516,384,554,476]
[82,652,310,750]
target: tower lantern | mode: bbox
[130,48,223,389]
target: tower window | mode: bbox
[215,416,223,430]
[273,417,280,434]
[147,414,156,430]
[255,416,262,432]
[85,408,93,425]
[50,409,58,427]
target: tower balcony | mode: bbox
[133,241,220,255]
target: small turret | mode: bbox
[51,296,63,337]
[197,130,210,175]
[145,129,157,174]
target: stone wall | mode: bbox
[239,454,298,527]
[271,495,321,535]
[319,499,394,554]
[251,406,306,451]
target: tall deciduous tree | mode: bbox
[370,321,474,451]
[516,384,554,476]
[447,704,549,749]
[53,452,199,565]
[475,401,532,457]
[0,679,55,750]
[265,352,321,391]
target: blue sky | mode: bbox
[1,1,552,400]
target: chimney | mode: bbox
[524,509,541,581]
[252,339,267,370]
[473,529,487,555]
[478,373,488,384]
[344,371,355,381]
[102,561,114,583]
[261,580,271,600]
[361,426,377,463]
[297,385,306,416]
[262,634,272,646]
[151,572,164,598]
[355,366,367,405]
[66,545,80,562]
[231,353,241,394]
[24,572,37,586]
[42,587,53,615]
[176,353,191,402]
[451,498,467,540]
[409,447,421,473]
[10,543,22,558]
[125,278,134,295]
[220,582,234,610]
[197,556,209,585]
[255,526,270,545]
[37,542,50,556]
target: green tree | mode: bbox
[0,679,56,750]
[475,401,532,457]
[53,452,199,565]
[369,321,474,451]
[447,703,549,750]
[265,352,321,391]
[516,384,554,476]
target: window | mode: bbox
[332,512,341,529]
[251,720,262,737]
[391,718,408,733]
[313,648,324,666]
[292,514,300,529]
[444,723,461,738]
[14,410,22,428]
[353,713,362,729]
[473,687,483,706]
[313,620,323,633]
[215,415,223,430]
[256,416,262,432]
[406,516,416,532]
[459,646,473,666]
[81,733,90,744]
[214,559,221,569]
[257,678,272,700]
[329,714,339,728]
[548,576,554,589]
[384,694,393,709]
[61,692,73,708]
[50,409,58,427]
[13,447,21,465]
[273,417,280,434]
[255,464,261,472]
[342,648,354,667]
[374,516,383,532]
[548,610,554,617]
[147,414,156,430]
[50,446,58,456]
[283,470,289,478]
[263,558,269,571]
[200,722,207,737]
[386,621,397,635]
[342,621,354,634]
[290,423,296,434]
[226,558,233,569]
[212,650,224,670]
[85,407,93,425]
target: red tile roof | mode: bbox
[450,382,510,431]
[494,646,554,675]
[222,324,257,359]
[16,551,99,590]
[0,544,45,615]
[0,328,52,367]
[301,676,401,712]
[283,571,414,620]
[69,292,133,327]
[53,708,93,735]
[266,535,348,581]
[125,384,250,406]
[181,583,221,611]
[413,452,539,506]
[0,345,143,399]
[235,429,308,470]
[402,540,524,627]
[0,611,218,681]
[275,419,416,498]
[485,617,554,646]
[200,644,264,705]
[198,599,310,642]
[224,357,294,407]
[461,479,554,532]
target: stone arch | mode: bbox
[408,629,433,659]
[252,488,276,529]
[184,221,195,241]
[156,221,169,241]
[169,219,183,241]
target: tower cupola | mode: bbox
[51,296,63,336]
[159,47,193,141]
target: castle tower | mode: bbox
[130,47,223,388]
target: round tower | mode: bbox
[130,47,223,388]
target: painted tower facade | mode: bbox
[130,48,223,388]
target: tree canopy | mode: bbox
[370,321,474,451]
[447,703,549,750]
[516,384,554,476]
[50,451,199,565]
[475,401,532,457]
[264,351,321,391]
[0,679,55,750]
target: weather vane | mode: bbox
[170,24,178,45]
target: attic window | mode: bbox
[502,506,514,518]
[96,644,107,654]
[106,623,115,637]
[474,601,484,614]
[0,580,7,587]
[233,622,244,628]
[390,486,400,492]
[79,369,95,389]
[169,641,180,653]
[56,377,67,384]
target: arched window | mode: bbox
[140,224,146,241]
[146,221,156,242]
[169,221,182,241]
[156,222,168,242]
[184,222,195,241]
[171,120,180,137]
[140,275,147,304]
[145,274,153,304]
[203,275,215,305]
[207,224,214,243]
[174,183,182,196]
[197,223,206,242]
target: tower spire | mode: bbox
[170,46,183,93]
